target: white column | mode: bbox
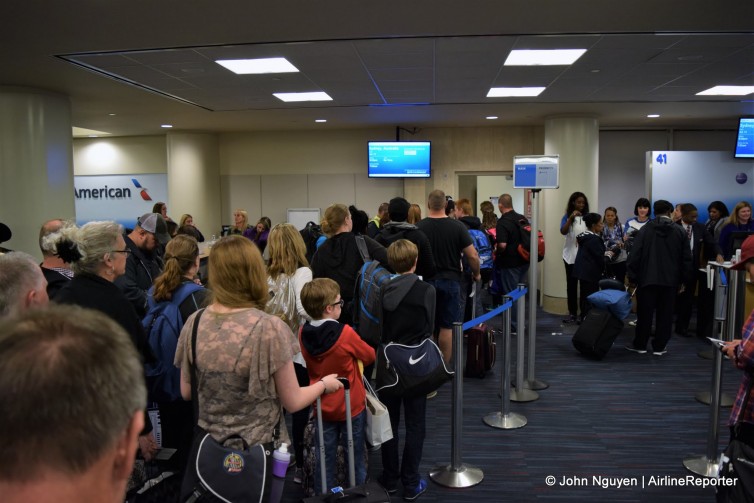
[541,117,599,314]
[0,88,74,258]
[166,133,222,238]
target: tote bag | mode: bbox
[363,376,393,446]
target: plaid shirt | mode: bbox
[731,309,754,426]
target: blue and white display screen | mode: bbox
[735,118,754,158]
[368,141,431,178]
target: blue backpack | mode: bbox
[468,229,494,270]
[142,282,204,402]
[353,235,392,347]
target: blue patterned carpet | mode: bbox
[281,306,741,502]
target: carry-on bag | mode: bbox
[302,378,391,503]
[464,282,496,378]
[571,307,624,360]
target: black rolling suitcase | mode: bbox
[302,378,391,503]
[572,307,624,360]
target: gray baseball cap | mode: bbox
[137,213,171,245]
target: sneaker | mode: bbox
[404,479,428,501]
[624,344,647,354]
[378,477,398,494]
[293,467,303,484]
[652,348,668,356]
[562,315,577,324]
[628,320,637,327]
[426,390,438,399]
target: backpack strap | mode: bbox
[190,308,206,425]
[355,234,370,263]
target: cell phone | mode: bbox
[706,337,726,349]
[155,448,177,461]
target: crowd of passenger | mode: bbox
[0,191,752,502]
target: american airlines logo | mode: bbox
[73,178,151,200]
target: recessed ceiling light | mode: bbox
[696,86,754,96]
[486,116,499,120]
[315,119,327,123]
[487,87,546,98]
[216,57,299,75]
[504,49,587,66]
[273,92,332,102]
[161,124,173,128]
[108,113,116,116]
[647,114,660,118]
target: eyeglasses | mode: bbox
[330,299,344,308]
[110,249,132,256]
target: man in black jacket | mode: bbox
[114,213,169,317]
[376,197,436,280]
[626,200,692,355]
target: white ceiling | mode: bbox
[3,0,753,137]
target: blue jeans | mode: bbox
[494,264,529,331]
[379,392,427,489]
[313,409,367,494]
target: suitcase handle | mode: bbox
[337,376,351,390]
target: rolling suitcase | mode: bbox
[464,282,496,378]
[302,377,391,502]
[571,307,624,360]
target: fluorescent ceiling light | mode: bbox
[647,114,660,118]
[273,92,332,102]
[161,124,173,128]
[486,116,499,120]
[315,119,327,123]
[216,57,299,75]
[504,49,587,66]
[487,87,545,97]
[696,86,754,96]
[72,126,111,137]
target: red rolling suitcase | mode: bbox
[464,282,496,378]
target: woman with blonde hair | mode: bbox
[178,213,205,242]
[230,208,251,235]
[310,203,389,324]
[149,234,208,470]
[176,235,342,498]
[265,223,313,483]
[407,203,422,224]
[719,201,754,260]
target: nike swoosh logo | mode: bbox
[408,353,427,365]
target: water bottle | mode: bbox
[271,442,291,478]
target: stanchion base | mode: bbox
[483,411,527,429]
[683,456,719,477]
[698,348,714,360]
[522,378,549,391]
[509,387,539,402]
[695,391,734,407]
[429,463,484,488]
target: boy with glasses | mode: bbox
[300,278,375,495]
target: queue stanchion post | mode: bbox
[522,188,548,391]
[684,265,737,476]
[510,284,538,402]
[695,264,734,407]
[484,296,526,429]
[430,322,484,488]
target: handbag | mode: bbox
[181,309,278,503]
[374,337,454,399]
[362,376,393,446]
[718,378,754,503]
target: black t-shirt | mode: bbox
[495,211,528,268]
[416,217,473,281]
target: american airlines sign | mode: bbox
[74,174,168,228]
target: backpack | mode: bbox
[142,282,203,402]
[353,235,392,347]
[300,221,323,263]
[468,228,494,270]
[516,218,545,262]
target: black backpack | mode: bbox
[300,221,323,263]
